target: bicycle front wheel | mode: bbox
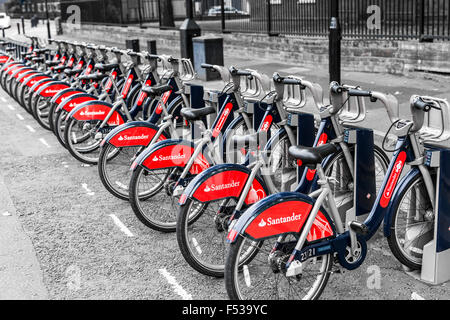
[225,235,333,300]
[387,174,434,270]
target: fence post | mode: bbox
[157,0,162,28]
[419,0,425,40]
[266,0,271,35]
[220,0,225,32]
[329,0,341,83]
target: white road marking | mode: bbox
[191,237,202,255]
[109,214,134,237]
[39,138,51,148]
[411,292,425,300]
[158,268,192,300]
[7,104,14,110]
[1,97,7,102]
[81,183,95,196]
[115,181,128,190]
[16,114,24,120]
[243,265,251,287]
[26,125,35,133]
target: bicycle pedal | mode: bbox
[349,221,369,236]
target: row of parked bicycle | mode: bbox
[1,35,448,299]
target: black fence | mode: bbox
[6,0,61,19]
[59,0,450,41]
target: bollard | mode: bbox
[192,36,223,81]
[125,39,140,63]
[21,16,25,34]
[1,28,4,38]
[147,40,157,55]
[17,23,20,35]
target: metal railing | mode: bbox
[56,0,450,41]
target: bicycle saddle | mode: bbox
[231,131,267,146]
[94,63,119,71]
[45,60,60,67]
[78,73,108,81]
[34,48,50,54]
[32,56,45,63]
[180,105,216,121]
[52,65,67,72]
[64,68,81,76]
[142,83,172,96]
[5,47,15,52]
[289,144,338,166]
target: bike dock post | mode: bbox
[287,112,315,185]
[419,148,450,284]
[344,128,376,220]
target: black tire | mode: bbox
[53,109,69,148]
[32,94,52,130]
[225,235,333,300]
[128,165,178,232]
[98,143,141,200]
[63,116,103,164]
[387,174,434,270]
[176,197,232,277]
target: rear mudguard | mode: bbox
[22,73,51,88]
[55,93,98,113]
[35,81,71,98]
[179,163,269,206]
[0,55,13,64]
[67,100,126,126]
[100,121,168,148]
[29,77,56,93]
[383,168,421,238]
[17,70,39,83]
[50,87,86,106]
[2,62,22,74]
[11,67,34,79]
[6,64,27,76]
[132,139,213,175]
[227,192,336,243]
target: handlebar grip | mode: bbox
[330,83,343,94]
[347,89,372,97]
[201,63,215,69]
[273,74,302,85]
[229,66,251,76]
[413,97,433,112]
[147,54,159,59]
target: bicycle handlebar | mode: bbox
[412,96,434,112]
[229,66,252,77]
[273,73,304,86]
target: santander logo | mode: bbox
[45,89,61,94]
[258,212,302,227]
[152,154,186,162]
[80,110,105,116]
[117,134,149,141]
[203,180,240,193]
